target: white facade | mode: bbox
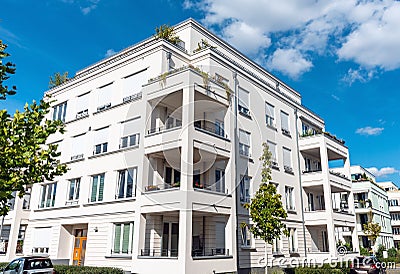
[2,19,359,273]
[378,181,400,248]
[351,166,394,251]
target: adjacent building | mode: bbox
[351,166,394,250]
[1,19,359,273]
[378,181,400,248]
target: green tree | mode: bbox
[48,71,69,89]
[154,24,180,45]
[363,219,381,254]
[0,41,67,216]
[243,142,288,273]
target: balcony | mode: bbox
[192,248,229,258]
[140,249,178,258]
[329,170,352,190]
[194,120,228,140]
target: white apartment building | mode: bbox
[351,166,394,250]
[378,181,400,248]
[2,19,359,273]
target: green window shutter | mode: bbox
[114,224,121,253]
[91,176,98,202]
[98,174,104,201]
[122,223,130,253]
[130,222,134,253]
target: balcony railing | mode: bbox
[145,182,180,192]
[192,248,229,257]
[194,120,228,139]
[193,181,227,194]
[303,169,322,174]
[329,170,349,180]
[140,249,178,257]
[146,121,182,136]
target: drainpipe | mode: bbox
[233,71,240,273]
[294,108,307,258]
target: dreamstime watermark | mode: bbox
[257,253,397,269]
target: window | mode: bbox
[280,111,290,135]
[389,199,399,206]
[32,227,51,254]
[393,227,400,235]
[67,178,80,203]
[240,175,250,203]
[117,168,137,199]
[71,133,86,160]
[267,141,278,168]
[16,224,27,254]
[39,183,57,208]
[285,186,295,211]
[238,87,250,116]
[165,167,181,187]
[302,122,317,136]
[93,127,108,155]
[288,228,298,253]
[123,70,147,102]
[90,173,105,202]
[120,118,140,148]
[272,238,282,254]
[97,83,113,111]
[0,225,10,254]
[76,92,89,118]
[283,147,292,173]
[52,102,67,122]
[241,225,252,247]
[215,169,225,193]
[265,103,275,127]
[215,120,225,137]
[239,130,251,157]
[112,222,134,254]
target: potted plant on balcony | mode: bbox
[146,185,159,191]
[193,181,204,189]
[172,181,180,188]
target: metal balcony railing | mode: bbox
[192,248,229,257]
[140,249,178,257]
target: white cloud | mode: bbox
[355,126,384,136]
[184,0,400,79]
[61,0,99,15]
[342,68,376,85]
[331,94,340,101]
[222,21,271,55]
[104,49,116,58]
[367,167,399,177]
[267,48,313,78]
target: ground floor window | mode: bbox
[112,222,134,254]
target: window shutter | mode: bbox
[281,111,289,130]
[76,93,89,113]
[98,83,112,107]
[71,134,86,157]
[114,224,121,253]
[123,70,147,97]
[121,119,139,137]
[283,148,291,167]
[238,88,249,107]
[33,227,51,248]
[239,130,250,146]
[94,127,109,145]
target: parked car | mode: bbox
[350,256,386,274]
[0,256,56,274]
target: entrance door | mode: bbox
[72,229,87,266]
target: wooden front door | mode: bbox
[72,236,87,266]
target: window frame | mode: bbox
[112,222,134,255]
[39,183,57,208]
[52,101,67,122]
[285,186,295,211]
[67,178,81,203]
[116,167,137,199]
[90,173,105,202]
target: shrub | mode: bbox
[376,244,386,260]
[387,247,397,258]
[0,262,8,269]
[54,265,124,274]
[360,246,370,256]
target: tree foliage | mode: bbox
[243,142,289,244]
[363,221,381,244]
[154,24,180,45]
[48,71,69,89]
[0,41,67,216]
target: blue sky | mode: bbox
[1,0,400,185]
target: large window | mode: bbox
[283,147,292,173]
[90,173,105,202]
[120,118,140,149]
[165,167,180,187]
[240,175,250,203]
[0,225,10,254]
[238,87,250,116]
[16,224,27,254]
[241,225,252,248]
[32,227,51,254]
[239,130,251,157]
[67,178,80,203]
[52,102,67,122]
[122,69,147,102]
[97,83,113,111]
[39,183,57,208]
[112,222,134,255]
[265,103,275,128]
[285,186,295,211]
[117,168,137,199]
[93,127,108,155]
[76,92,89,118]
[288,228,298,252]
[280,111,290,136]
